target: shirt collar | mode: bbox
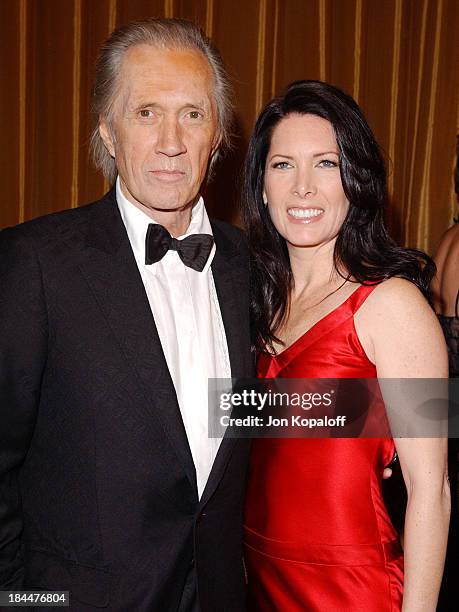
[116,177,216,274]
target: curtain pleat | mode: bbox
[1,0,458,253]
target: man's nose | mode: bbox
[155,118,187,157]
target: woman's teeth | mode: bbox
[287,208,324,219]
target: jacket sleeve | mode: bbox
[0,227,48,587]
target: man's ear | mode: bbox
[99,118,116,158]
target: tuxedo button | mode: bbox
[196,512,207,523]
[189,557,195,568]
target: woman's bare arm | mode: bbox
[355,278,450,612]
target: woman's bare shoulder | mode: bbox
[355,278,447,376]
[364,277,428,313]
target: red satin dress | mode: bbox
[243,285,404,611]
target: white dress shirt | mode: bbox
[116,179,231,498]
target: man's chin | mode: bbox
[129,193,199,225]
[144,190,200,213]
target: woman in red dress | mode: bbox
[242,81,450,611]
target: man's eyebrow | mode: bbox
[129,100,210,111]
[182,99,209,108]
[127,101,159,112]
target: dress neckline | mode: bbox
[267,284,377,360]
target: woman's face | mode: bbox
[263,113,349,252]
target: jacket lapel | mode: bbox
[78,192,198,497]
[199,222,253,508]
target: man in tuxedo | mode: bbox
[0,19,252,611]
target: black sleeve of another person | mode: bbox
[0,227,48,588]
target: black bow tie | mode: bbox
[145,223,214,272]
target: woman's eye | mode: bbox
[317,159,338,168]
[272,161,291,169]
[188,110,203,119]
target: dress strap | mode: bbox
[455,289,459,318]
[347,283,380,314]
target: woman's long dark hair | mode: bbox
[242,80,435,352]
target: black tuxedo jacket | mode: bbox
[0,191,254,611]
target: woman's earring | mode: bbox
[262,193,268,206]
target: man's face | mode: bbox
[100,44,220,219]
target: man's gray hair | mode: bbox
[90,18,234,183]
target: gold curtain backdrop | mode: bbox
[1,0,458,253]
